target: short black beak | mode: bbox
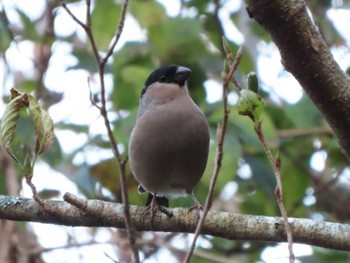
[175,66,191,86]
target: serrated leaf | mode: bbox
[238,89,264,123]
[28,95,54,155]
[0,91,29,151]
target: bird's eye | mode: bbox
[159,76,166,82]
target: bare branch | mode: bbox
[1,194,350,252]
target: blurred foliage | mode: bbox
[1,0,350,262]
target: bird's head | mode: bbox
[140,65,192,102]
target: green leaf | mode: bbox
[237,89,264,123]
[113,65,151,110]
[91,0,121,50]
[148,18,204,59]
[185,0,211,13]
[39,135,62,167]
[285,95,324,128]
[28,95,54,155]
[0,90,29,152]
[186,63,207,104]
[264,104,295,130]
[0,167,6,194]
[200,129,239,191]
[57,164,97,199]
[0,10,12,52]
[279,150,310,215]
[90,158,136,200]
[16,8,39,41]
[90,159,120,195]
[246,154,276,200]
[113,41,152,69]
[129,0,166,28]
[202,14,225,52]
[250,20,272,42]
[69,48,99,72]
[113,108,138,147]
[20,80,37,93]
[55,123,89,133]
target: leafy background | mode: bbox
[1,0,350,262]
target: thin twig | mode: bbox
[184,46,243,263]
[60,1,139,262]
[254,122,295,262]
[25,177,45,207]
[103,0,129,65]
[60,1,87,29]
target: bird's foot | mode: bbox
[188,193,203,213]
[188,204,203,223]
[142,204,173,217]
[188,203,203,213]
[158,206,173,218]
[188,194,204,222]
[142,194,173,228]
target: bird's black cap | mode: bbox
[141,65,191,97]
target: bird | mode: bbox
[128,64,210,219]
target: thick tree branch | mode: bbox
[245,0,350,160]
[0,194,349,251]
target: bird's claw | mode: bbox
[141,195,174,229]
[158,206,173,218]
[188,204,203,213]
[188,201,203,223]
